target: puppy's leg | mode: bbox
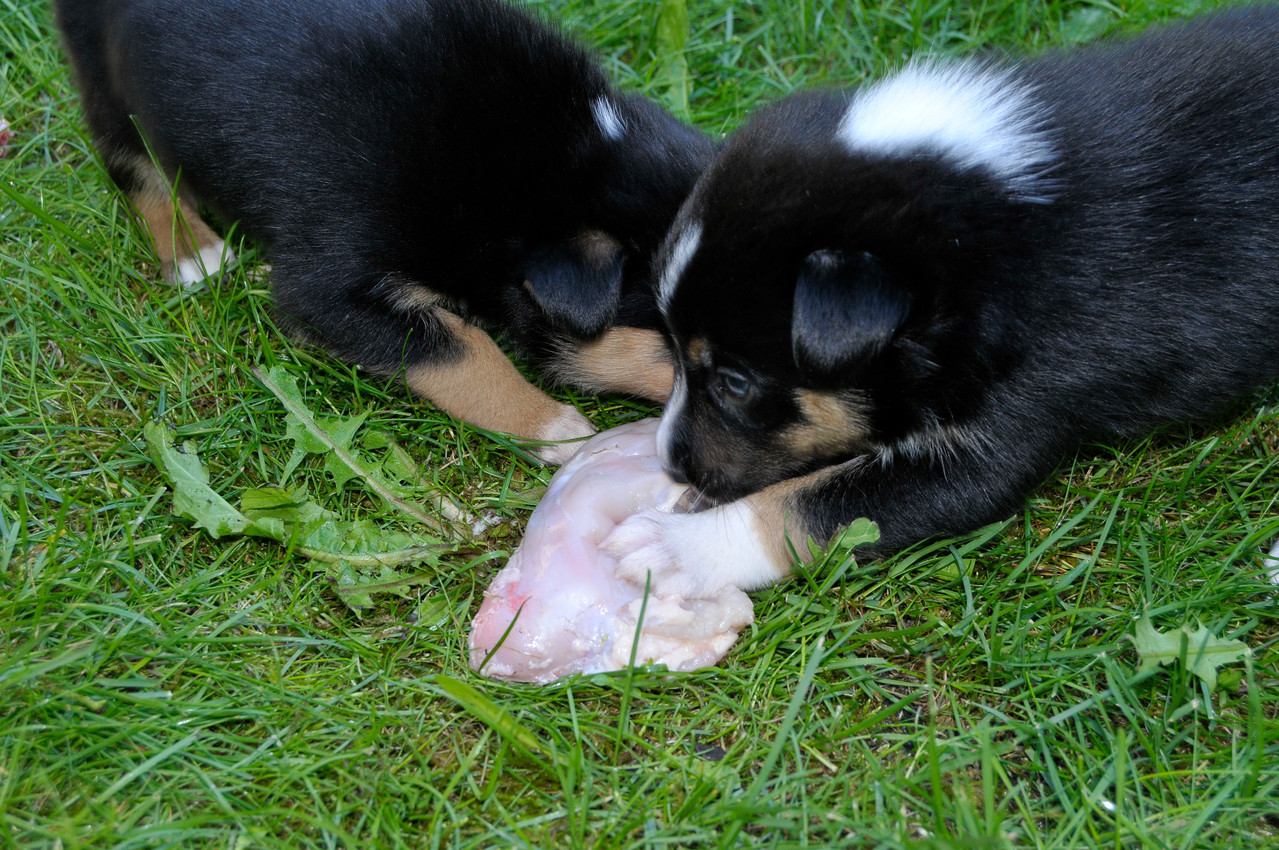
[607,417,1052,596]
[405,310,595,464]
[794,425,1049,558]
[272,262,590,465]
[272,257,594,462]
[114,154,233,285]
[545,326,675,402]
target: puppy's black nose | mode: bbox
[667,466,689,485]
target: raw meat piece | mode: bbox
[469,419,753,682]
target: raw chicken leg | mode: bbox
[469,419,753,683]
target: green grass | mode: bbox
[3,0,1277,847]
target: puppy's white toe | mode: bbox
[532,405,595,465]
[1265,540,1279,586]
[175,240,234,286]
[605,513,670,572]
[606,512,702,597]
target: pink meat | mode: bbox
[468,419,753,682]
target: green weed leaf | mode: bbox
[833,517,880,550]
[241,485,333,525]
[256,366,451,534]
[270,367,368,486]
[145,404,452,615]
[143,422,252,539]
[654,0,690,120]
[1128,614,1251,691]
[362,430,422,486]
[1059,6,1116,45]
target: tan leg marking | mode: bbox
[405,310,594,462]
[742,460,853,575]
[125,162,230,284]
[549,326,674,402]
[744,474,817,575]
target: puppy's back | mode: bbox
[55,0,608,242]
[1012,7,1279,426]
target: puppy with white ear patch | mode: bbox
[55,0,713,465]
[605,6,1279,596]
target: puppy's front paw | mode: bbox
[604,510,705,599]
[167,240,236,287]
[606,495,796,598]
[532,405,596,465]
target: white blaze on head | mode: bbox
[591,96,626,140]
[656,370,687,469]
[836,62,1055,201]
[657,222,702,311]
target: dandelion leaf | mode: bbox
[147,418,444,616]
[268,367,368,487]
[143,422,251,539]
[1129,613,1250,691]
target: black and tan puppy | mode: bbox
[605,6,1279,595]
[55,0,712,462]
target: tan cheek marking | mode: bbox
[124,159,222,283]
[387,281,445,314]
[548,326,674,402]
[405,309,590,442]
[780,388,873,457]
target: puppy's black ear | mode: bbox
[792,249,911,377]
[522,230,624,337]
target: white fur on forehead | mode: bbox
[836,62,1056,202]
[658,221,702,310]
[591,96,626,140]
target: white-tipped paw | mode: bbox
[605,510,707,599]
[606,497,793,598]
[171,240,235,287]
[531,405,596,465]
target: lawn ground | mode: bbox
[2,0,1277,847]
